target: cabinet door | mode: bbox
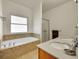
[38,48,57,59]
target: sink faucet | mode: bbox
[71,37,78,51]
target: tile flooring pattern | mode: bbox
[17,49,38,59]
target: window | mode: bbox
[11,15,27,33]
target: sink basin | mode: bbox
[50,42,70,50]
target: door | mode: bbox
[42,19,50,42]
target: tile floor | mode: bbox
[17,49,38,59]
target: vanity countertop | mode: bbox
[37,38,78,59]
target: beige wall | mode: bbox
[2,0,33,35]
[32,1,42,39]
[43,1,78,39]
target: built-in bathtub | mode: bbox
[0,37,39,50]
[0,37,40,59]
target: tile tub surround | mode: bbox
[0,40,40,59]
[3,33,40,41]
[0,36,3,40]
[0,36,3,47]
[3,33,33,41]
[17,49,38,59]
[32,33,40,39]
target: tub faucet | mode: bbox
[13,42,15,46]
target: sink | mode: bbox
[50,42,70,50]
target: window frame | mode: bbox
[10,15,28,33]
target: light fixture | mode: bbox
[74,0,78,3]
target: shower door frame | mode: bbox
[42,18,50,42]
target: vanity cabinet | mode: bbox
[38,48,57,59]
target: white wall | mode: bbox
[43,1,78,39]
[32,1,42,38]
[0,17,2,39]
[2,0,33,35]
[0,0,3,16]
[0,0,3,38]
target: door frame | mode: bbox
[42,18,50,42]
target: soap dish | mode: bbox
[64,49,76,56]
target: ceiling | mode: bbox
[42,0,72,12]
[8,0,40,9]
[8,0,72,12]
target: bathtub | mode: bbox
[0,37,39,50]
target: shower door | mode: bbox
[42,19,50,42]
